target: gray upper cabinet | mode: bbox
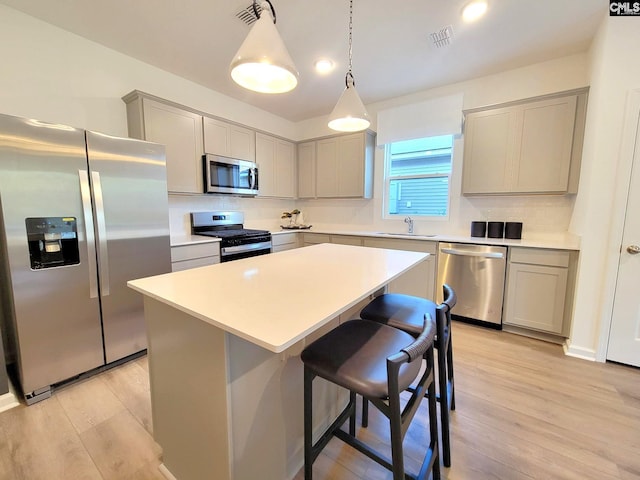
[255,132,296,198]
[123,91,204,194]
[462,89,588,195]
[297,141,316,199]
[203,117,255,162]
[308,131,375,199]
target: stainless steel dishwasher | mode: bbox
[437,242,507,328]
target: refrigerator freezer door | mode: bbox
[0,114,104,395]
[85,131,170,363]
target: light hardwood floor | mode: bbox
[0,322,638,480]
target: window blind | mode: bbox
[376,93,464,146]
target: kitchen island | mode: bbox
[128,243,429,480]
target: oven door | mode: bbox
[204,154,258,195]
[220,241,272,262]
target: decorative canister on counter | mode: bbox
[505,222,523,239]
[487,221,505,238]
[470,221,487,237]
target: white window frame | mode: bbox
[383,139,453,220]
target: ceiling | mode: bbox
[1,0,606,122]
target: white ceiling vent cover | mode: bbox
[430,25,454,48]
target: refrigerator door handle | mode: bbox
[79,170,99,299]
[91,171,110,297]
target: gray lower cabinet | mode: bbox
[271,233,299,252]
[171,242,220,271]
[302,233,331,246]
[362,238,437,300]
[503,247,575,336]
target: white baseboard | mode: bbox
[563,340,597,361]
[0,381,20,413]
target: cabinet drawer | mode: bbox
[171,256,219,271]
[509,247,570,267]
[272,233,298,247]
[303,233,330,245]
[330,235,363,246]
[171,242,220,262]
[363,238,437,254]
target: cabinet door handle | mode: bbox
[627,245,640,255]
[440,248,505,259]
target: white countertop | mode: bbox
[170,234,221,247]
[310,230,581,250]
[129,243,428,353]
[171,228,580,250]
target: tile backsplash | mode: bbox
[169,193,575,239]
[169,194,296,237]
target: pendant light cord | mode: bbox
[346,0,355,88]
[253,0,276,24]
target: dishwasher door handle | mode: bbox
[440,248,505,259]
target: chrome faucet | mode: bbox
[404,216,414,234]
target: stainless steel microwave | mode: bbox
[203,154,259,196]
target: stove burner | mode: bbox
[190,211,272,262]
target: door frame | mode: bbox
[597,88,640,362]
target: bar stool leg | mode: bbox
[304,368,314,480]
[361,398,369,428]
[428,353,441,480]
[388,381,405,480]
[448,340,456,411]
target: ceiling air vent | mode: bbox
[236,3,263,26]
[430,25,454,48]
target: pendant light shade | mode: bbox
[328,73,370,132]
[328,0,369,132]
[230,1,299,94]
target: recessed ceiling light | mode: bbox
[314,59,335,74]
[462,0,488,22]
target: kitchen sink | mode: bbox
[374,232,437,238]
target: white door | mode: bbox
[607,106,640,367]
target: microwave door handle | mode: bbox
[79,170,98,299]
[250,167,258,190]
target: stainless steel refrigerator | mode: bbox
[0,112,171,404]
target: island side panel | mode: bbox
[144,297,233,480]
[227,315,349,480]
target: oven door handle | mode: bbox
[440,248,504,259]
[221,241,272,255]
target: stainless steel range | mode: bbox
[191,211,272,262]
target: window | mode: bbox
[384,135,453,218]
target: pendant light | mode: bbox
[230,0,299,94]
[328,0,370,132]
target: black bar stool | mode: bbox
[359,284,457,467]
[301,315,440,480]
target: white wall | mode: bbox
[297,54,589,237]
[567,17,640,360]
[0,5,297,236]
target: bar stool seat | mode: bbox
[302,320,422,398]
[360,294,436,336]
[359,285,457,467]
[301,317,440,480]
